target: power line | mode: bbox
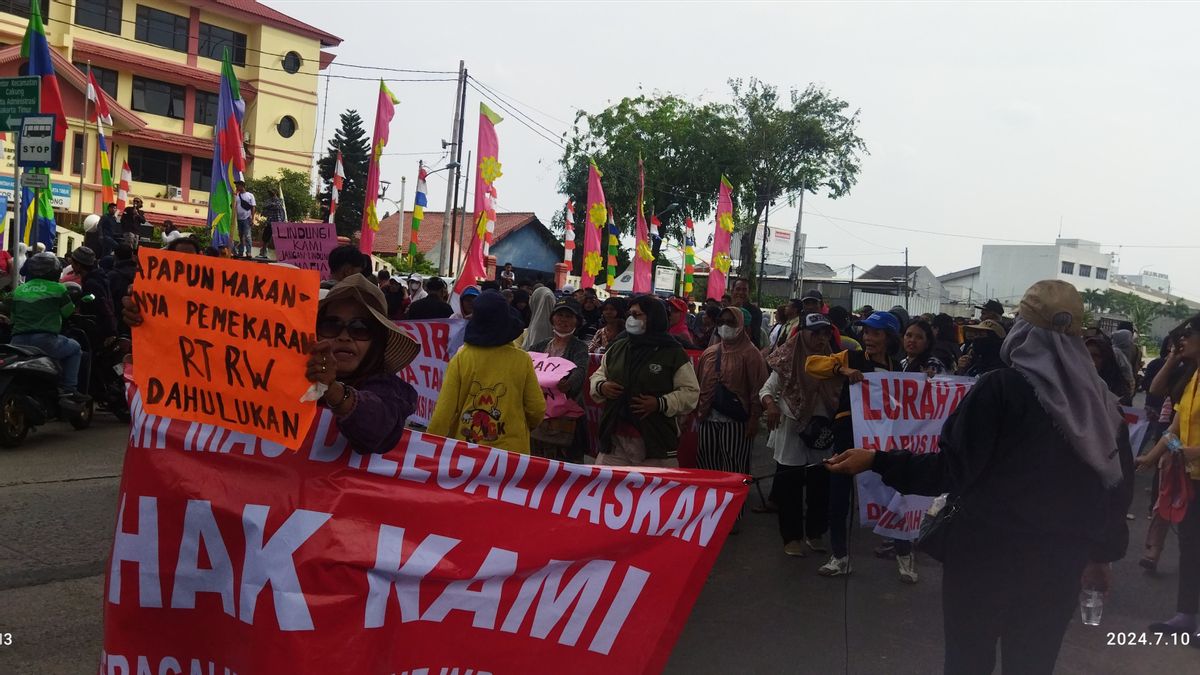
[469,75,565,142]
[466,80,566,150]
[465,76,575,126]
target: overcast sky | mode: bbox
[277,1,1200,298]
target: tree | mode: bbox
[317,110,371,237]
[245,168,316,225]
[557,79,866,288]
[1081,288,1106,312]
[1160,299,1195,322]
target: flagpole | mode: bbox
[10,129,21,290]
[394,175,406,259]
[76,61,92,227]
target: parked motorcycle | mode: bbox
[0,335,93,447]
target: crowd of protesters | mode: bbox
[102,235,1200,672]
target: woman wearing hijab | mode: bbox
[428,290,546,455]
[761,313,841,556]
[589,295,699,467]
[827,281,1134,675]
[1086,332,1133,403]
[522,286,556,350]
[695,307,769,484]
[666,296,697,348]
[956,320,1007,376]
[1108,329,1137,403]
[529,298,590,462]
[589,296,628,353]
[806,310,902,579]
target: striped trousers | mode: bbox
[696,420,753,475]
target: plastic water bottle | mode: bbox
[1080,589,1103,626]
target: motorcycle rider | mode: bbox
[67,247,118,345]
[6,252,90,409]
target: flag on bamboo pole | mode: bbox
[22,0,66,143]
[581,160,606,289]
[117,161,130,211]
[359,80,400,255]
[206,50,246,249]
[683,217,696,296]
[708,176,735,300]
[327,151,344,224]
[18,169,54,247]
[605,207,619,289]
[454,103,503,294]
[408,162,428,261]
[563,199,575,265]
[633,158,653,293]
[87,70,116,204]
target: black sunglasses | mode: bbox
[317,317,373,341]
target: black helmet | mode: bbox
[25,252,62,278]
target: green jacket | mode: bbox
[591,338,699,459]
[11,278,73,335]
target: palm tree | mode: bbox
[1081,288,1106,312]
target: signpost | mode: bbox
[17,115,55,169]
[0,76,39,131]
[19,172,48,189]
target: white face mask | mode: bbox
[553,329,574,338]
[625,316,646,335]
[718,325,741,341]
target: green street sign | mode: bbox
[0,76,41,131]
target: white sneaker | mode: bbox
[897,553,918,584]
[818,555,852,577]
[784,540,807,557]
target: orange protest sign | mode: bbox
[130,249,320,447]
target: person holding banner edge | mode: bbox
[826,280,1134,675]
[806,309,903,580]
[528,298,589,462]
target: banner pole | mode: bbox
[76,62,92,227]
[11,129,22,290]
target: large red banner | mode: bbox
[102,381,746,675]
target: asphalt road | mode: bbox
[0,417,1197,674]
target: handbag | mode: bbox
[710,349,749,423]
[917,450,992,562]
[1156,452,1194,524]
[800,415,835,450]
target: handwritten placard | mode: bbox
[272,221,337,279]
[130,249,320,446]
[529,351,584,418]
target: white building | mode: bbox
[1117,271,1171,294]
[854,265,945,317]
[978,239,1114,305]
[937,266,983,317]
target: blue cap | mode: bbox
[858,310,901,335]
[461,285,481,298]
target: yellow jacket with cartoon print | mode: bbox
[427,342,546,455]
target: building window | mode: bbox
[74,0,122,34]
[194,91,219,126]
[198,23,247,66]
[128,146,182,186]
[74,63,118,98]
[134,6,188,53]
[0,0,49,21]
[1096,267,1108,281]
[132,77,185,119]
[282,51,303,74]
[190,156,213,191]
[71,132,85,176]
[1079,264,1092,278]
[277,116,297,138]
[1061,261,1074,275]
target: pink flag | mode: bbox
[581,160,606,289]
[455,103,503,294]
[708,176,735,300]
[633,158,653,293]
[359,81,400,255]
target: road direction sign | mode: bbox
[0,77,40,131]
[20,171,48,189]
[18,115,55,168]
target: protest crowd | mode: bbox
[53,224,1189,673]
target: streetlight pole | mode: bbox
[439,61,466,277]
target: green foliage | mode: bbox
[317,110,371,238]
[383,251,437,276]
[1089,288,1195,337]
[245,168,316,226]
[558,79,867,280]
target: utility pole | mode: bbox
[395,175,406,259]
[849,264,856,310]
[447,66,468,277]
[904,247,910,311]
[756,200,770,304]
[438,60,466,277]
[789,189,805,298]
[455,150,472,269]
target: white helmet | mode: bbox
[83,214,101,232]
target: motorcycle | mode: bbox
[0,332,94,447]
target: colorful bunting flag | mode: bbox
[117,161,130,211]
[563,199,575,265]
[633,158,653,293]
[17,0,64,249]
[605,207,619,289]
[684,217,696,296]
[206,50,246,248]
[86,69,112,127]
[359,80,400,255]
[97,130,114,205]
[87,69,116,205]
[408,162,428,261]
[708,176,735,300]
[327,151,344,224]
[581,160,606,289]
[455,103,503,294]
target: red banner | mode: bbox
[102,380,746,675]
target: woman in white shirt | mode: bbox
[760,313,842,557]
